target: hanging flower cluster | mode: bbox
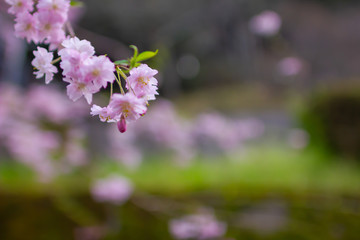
[7,0,70,49]
[5,0,159,133]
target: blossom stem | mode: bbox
[51,57,61,65]
[115,71,125,95]
[117,67,136,95]
[110,82,113,101]
[117,64,130,71]
[66,21,75,37]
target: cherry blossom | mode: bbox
[37,0,70,23]
[6,0,159,133]
[82,55,115,89]
[35,11,66,46]
[59,37,95,62]
[65,78,98,104]
[31,47,58,84]
[109,92,147,122]
[127,64,158,101]
[14,12,38,43]
[5,0,34,15]
[59,37,112,104]
[90,105,115,122]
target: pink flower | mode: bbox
[31,47,58,84]
[59,37,94,78]
[59,37,107,104]
[35,11,65,46]
[65,79,98,104]
[109,92,147,123]
[249,10,282,37]
[91,175,133,205]
[90,104,115,122]
[82,55,115,88]
[37,0,70,23]
[59,37,95,62]
[5,0,34,15]
[45,27,66,50]
[126,64,158,101]
[14,12,38,43]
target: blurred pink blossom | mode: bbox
[91,175,133,205]
[108,126,143,169]
[5,0,33,15]
[37,0,70,23]
[0,84,88,180]
[25,85,87,123]
[5,123,59,180]
[35,11,65,46]
[106,100,265,166]
[193,113,264,153]
[133,99,195,164]
[249,10,282,37]
[62,129,87,167]
[14,12,38,43]
[169,210,227,240]
[277,57,304,76]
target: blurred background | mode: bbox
[1,0,360,239]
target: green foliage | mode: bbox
[300,83,360,160]
[114,45,158,71]
[1,147,360,239]
[136,50,159,62]
[113,60,129,66]
[70,0,84,7]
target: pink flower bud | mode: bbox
[117,116,127,133]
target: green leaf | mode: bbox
[129,45,139,58]
[114,59,129,65]
[136,50,159,62]
[129,45,139,69]
[70,1,84,7]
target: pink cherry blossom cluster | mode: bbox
[58,37,114,104]
[91,64,158,133]
[6,0,159,133]
[6,0,70,49]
